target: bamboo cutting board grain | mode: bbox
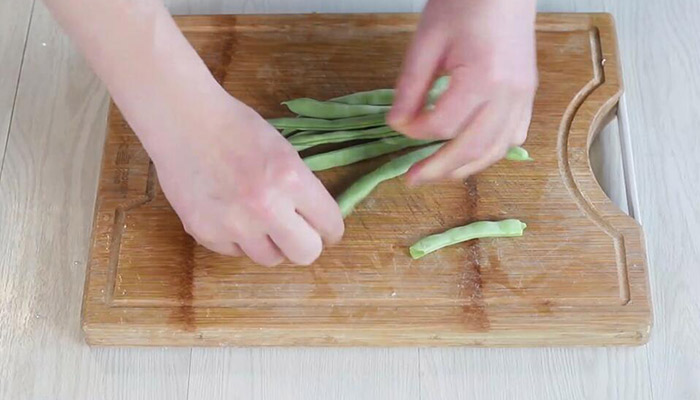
[82,13,651,346]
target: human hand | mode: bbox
[145,92,344,266]
[45,0,345,265]
[388,0,538,183]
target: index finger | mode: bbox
[387,30,445,129]
[294,171,345,245]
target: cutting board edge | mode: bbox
[564,12,652,323]
[82,319,651,347]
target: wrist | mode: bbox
[130,82,236,154]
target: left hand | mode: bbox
[388,0,538,184]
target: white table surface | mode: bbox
[1,0,698,399]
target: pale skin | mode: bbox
[44,0,537,266]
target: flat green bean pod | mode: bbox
[268,113,386,131]
[335,143,443,217]
[290,125,397,151]
[282,98,391,119]
[409,219,527,259]
[304,136,434,172]
[505,146,533,161]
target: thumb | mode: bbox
[388,30,445,131]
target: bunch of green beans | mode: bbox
[269,77,448,168]
[267,79,532,258]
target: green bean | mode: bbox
[330,88,395,105]
[409,219,527,259]
[330,76,451,105]
[290,125,397,151]
[304,136,434,173]
[268,113,386,131]
[335,143,443,217]
[505,146,533,161]
[282,98,391,119]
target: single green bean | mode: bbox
[268,113,386,131]
[330,76,451,105]
[335,143,443,217]
[301,137,526,171]
[290,125,397,151]
[304,136,433,172]
[330,88,395,105]
[282,98,391,119]
[294,134,402,151]
[505,146,533,161]
[409,219,527,259]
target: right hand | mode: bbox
[388,0,537,184]
[144,92,344,266]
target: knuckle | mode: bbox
[240,188,276,220]
[179,209,203,236]
[230,246,244,257]
[223,218,243,238]
[449,168,470,181]
[182,220,207,239]
[224,249,242,258]
[434,126,455,140]
[194,231,220,247]
[182,221,196,237]
[276,165,303,189]
[197,241,218,253]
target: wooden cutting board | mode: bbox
[82,13,651,346]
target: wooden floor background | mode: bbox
[1,0,698,399]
